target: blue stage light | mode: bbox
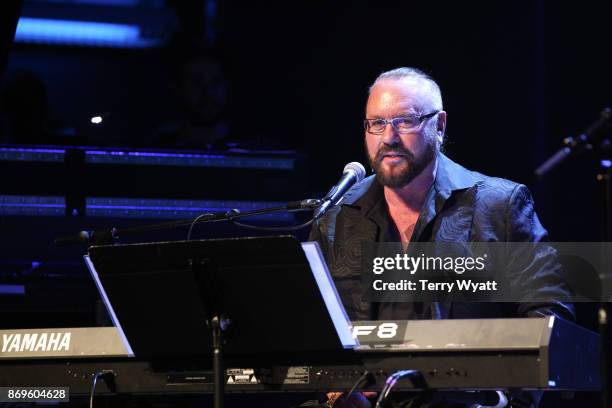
[0,147,65,162]
[0,195,66,216]
[85,197,296,221]
[0,285,25,295]
[14,17,162,48]
[85,150,296,170]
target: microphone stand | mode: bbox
[535,107,611,178]
[54,199,321,246]
[534,107,611,408]
[55,198,321,408]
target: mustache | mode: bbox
[374,145,415,164]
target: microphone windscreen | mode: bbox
[343,161,366,182]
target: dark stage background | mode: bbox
[2,1,610,239]
[0,1,610,406]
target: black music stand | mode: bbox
[84,235,355,408]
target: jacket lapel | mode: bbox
[332,205,378,278]
[413,153,485,242]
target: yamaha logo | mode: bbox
[1,332,71,353]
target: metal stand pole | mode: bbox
[535,108,610,408]
[599,160,612,408]
[211,315,229,408]
[601,306,609,408]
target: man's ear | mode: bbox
[436,111,447,142]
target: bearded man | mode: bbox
[308,67,573,408]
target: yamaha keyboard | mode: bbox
[0,317,600,395]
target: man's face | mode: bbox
[365,78,442,188]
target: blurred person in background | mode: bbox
[0,69,77,145]
[155,45,229,149]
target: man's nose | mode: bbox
[380,122,400,145]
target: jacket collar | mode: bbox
[341,152,484,213]
[433,152,484,201]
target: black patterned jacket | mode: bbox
[308,153,574,321]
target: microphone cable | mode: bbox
[230,217,314,232]
[186,208,317,240]
[375,370,423,408]
[89,370,115,408]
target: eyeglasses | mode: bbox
[363,111,439,134]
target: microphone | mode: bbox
[535,107,611,177]
[314,162,366,220]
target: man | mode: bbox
[155,46,230,149]
[308,67,573,407]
